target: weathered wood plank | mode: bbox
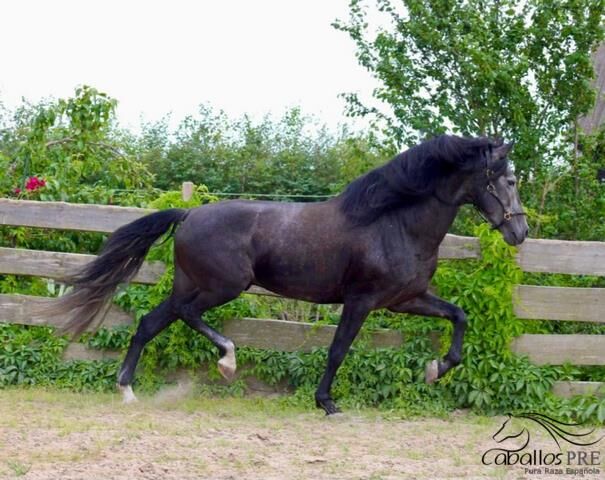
[0,294,405,352]
[63,343,121,361]
[0,247,165,284]
[516,238,605,276]
[552,381,605,398]
[61,318,405,360]
[244,286,281,297]
[513,285,605,323]
[222,317,403,352]
[439,234,480,259]
[511,334,605,365]
[0,198,153,233]
[0,294,132,330]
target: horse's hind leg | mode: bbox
[117,299,178,403]
[175,290,241,381]
[171,250,250,380]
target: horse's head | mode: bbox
[470,141,528,246]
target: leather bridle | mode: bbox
[476,153,526,230]
[433,149,527,230]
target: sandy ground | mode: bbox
[0,386,603,480]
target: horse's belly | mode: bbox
[252,253,345,304]
[253,279,343,304]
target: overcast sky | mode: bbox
[0,0,378,130]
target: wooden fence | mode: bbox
[1,196,604,398]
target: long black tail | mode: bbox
[49,208,188,336]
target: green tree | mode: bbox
[334,0,605,229]
[0,86,152,204]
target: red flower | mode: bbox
[13,187,21,195]
[25,176,46,191]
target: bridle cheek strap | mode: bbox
[478,181,526,230]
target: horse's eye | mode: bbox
[507,180,516,187]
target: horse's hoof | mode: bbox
[118,384,138,404]
[217,342,237,382]
[425,359,439,384]
[218,356,236,382]
[316,398,342,416]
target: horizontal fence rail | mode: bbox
[516,238,605,276]
[552,381,605,398]
[1,197,605,399]
[0,198,153,233]
[513,285,605,323]
[0,293,132,330]
[0,247,166,285]
[62,318,407,362]
[511,334,605,366]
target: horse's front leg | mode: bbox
[389,291,467,383]
[315,301,371,415]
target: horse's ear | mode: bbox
[492,141,514,161]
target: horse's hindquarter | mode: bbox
[174,200,353,303]
[174,201,262,292]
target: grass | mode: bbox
[5,461,30,477]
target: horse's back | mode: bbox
[179,198,342,239]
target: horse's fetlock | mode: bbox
[315,391,329,403]
[118,384,138,404]
[224,340,235,354]
[446,351,462,366]
[452,309,467,325]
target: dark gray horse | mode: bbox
[52,135,528,414]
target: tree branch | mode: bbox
[45,137,126,158]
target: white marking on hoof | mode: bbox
[425,360,439,384]
[217,342,236,381]
[118,384,138,404]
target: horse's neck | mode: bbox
[394,196,459,252]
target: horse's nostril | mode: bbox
[524,229,529,238]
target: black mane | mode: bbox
[339,135,498,225]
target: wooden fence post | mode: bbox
[182,181,194,201]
